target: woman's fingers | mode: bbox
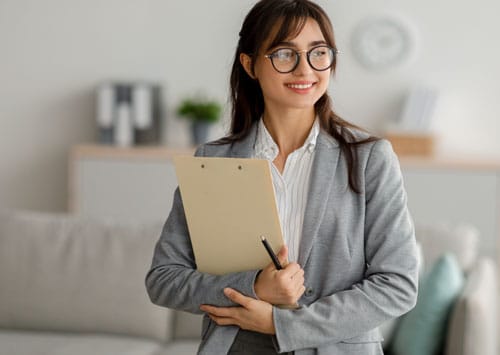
[200,304,234,318]
[279,263,304,286]
[277,244,289,266]
[200,290,275,334]
[296,285,306,299]
[290,267,304,281]
[279,262,301,278]
[208,314,237,326]
[223,288,253,308]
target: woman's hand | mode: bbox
[200,288,275,334]
[254,245,306,305]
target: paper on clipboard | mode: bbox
[173,156,284,275]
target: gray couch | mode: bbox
[0,209,200,355]
[0,209,497,355]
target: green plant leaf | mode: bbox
[176,98,221,122]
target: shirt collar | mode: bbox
[254,117,320,160]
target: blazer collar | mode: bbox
[229,121,338,158]
[229,123,259,158]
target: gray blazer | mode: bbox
[146,124,418,355]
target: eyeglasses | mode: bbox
[264,45,338,74]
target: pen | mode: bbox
[260,236,283,270]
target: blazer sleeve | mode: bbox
[273,139,419,352]
[145,145,260,314]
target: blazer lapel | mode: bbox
[298,131,340,267]
[226,124,339,267]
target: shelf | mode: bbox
[398,155,500,171]
[70,144,196,161]
[70,144,500,171]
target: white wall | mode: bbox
[329,0,500,154]
[1,0,499,212]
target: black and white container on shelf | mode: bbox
[115,103,133,147]
[96,83,115,144]
[95,81,163,146]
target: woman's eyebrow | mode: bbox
[272,40,328,48]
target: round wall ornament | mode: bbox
[351,14,417,71]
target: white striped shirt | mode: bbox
[253,118,319,262]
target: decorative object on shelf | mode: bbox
[351,14,418,71]
[96,81,163,146]
[176,97,221,145]
[385,85,440,157]
[399,86,439,132]
[115,91,133,147]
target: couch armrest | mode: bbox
[445,257,498,355]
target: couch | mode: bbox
[0,209,497,355]
[382,223,498,355]
[0,209,200,355]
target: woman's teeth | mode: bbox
[287,83,313,89]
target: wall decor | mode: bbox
[351,14,418,71]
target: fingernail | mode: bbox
[223,288,231,295]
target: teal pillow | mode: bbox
[390,253,465,355]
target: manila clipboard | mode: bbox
[173,156,284,275]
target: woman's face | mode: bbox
[247,18,331,113]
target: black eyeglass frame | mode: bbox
[264,45,339,74]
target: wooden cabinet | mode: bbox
[69,146,500,260]
[69,145,194,223]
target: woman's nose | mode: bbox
[293,53,314,76]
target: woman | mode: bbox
[146,1,418,354]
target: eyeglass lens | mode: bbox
[269,46,335,73]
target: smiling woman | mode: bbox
[238,17,333,132]
[145,1,419,354]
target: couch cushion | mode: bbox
[160,340,200,355]
[173,311,203,340]
[445,258,497,355]
[390,253,465,355]
[0,329,162,355]
[0,209,172,342]
[415,223,479,274]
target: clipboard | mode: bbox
[173,156,284,275]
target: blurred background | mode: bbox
[1,0,499,212]
[0,1,499,354]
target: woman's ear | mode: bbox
[239,53,256,79]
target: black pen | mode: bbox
[260,236,283,270]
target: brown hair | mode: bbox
[217,0,378,193]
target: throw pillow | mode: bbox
[390,253,465,355]
[445,259,497,355]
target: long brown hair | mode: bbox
[217,0,378,193]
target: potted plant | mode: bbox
[176,97,222,145]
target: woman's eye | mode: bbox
[311,49,326,58]
[275,50,294,61]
